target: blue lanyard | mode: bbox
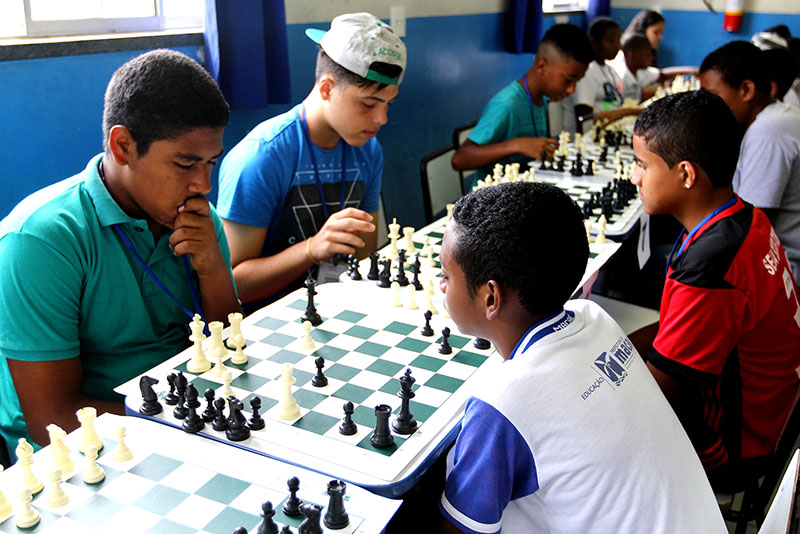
[667,196,738,272]
[598,62,624,105]
[522,77,547,139]
[98,162,206,329]
[509,308,574,360]
[300,105,348,221]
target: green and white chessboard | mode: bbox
[117,282,502,496]
[0,414,400,534]
[536,142,636,180]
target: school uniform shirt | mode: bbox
[574,60,625,113]
[733,100,800,283]
[649,196,800,478]
[441,299,726,534]
[610,58,659,103]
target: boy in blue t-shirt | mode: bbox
[217,13,406,310]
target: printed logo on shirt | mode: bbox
[763,227,783,276]
[591,337,635,388]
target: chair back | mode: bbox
[420,146,460,224]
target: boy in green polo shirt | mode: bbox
[0,50,240,461]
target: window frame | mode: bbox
[542,0,589,15]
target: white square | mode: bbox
[246,359,284,379]
[37,516,101,534]
[98,505,163,533]
[381,347,418,366]
[437,360,476,381]
[245,342,282,360]
[337,352,378,370]
[413,385,450,408]
[228,483,285,514]
[326,334,364,352]
[363,391,400,411]
[369,330,406,347]
[313,396,351,419]
[316,317,350,334]
[96,472,157,504]
[296,376,346,398]
[165,494,227,529]
[322,421,370,445]
[349,370,391,390]
[159,462,216,493]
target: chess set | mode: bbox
[116,281,502,498]
[0,413,401,534]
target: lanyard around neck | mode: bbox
[667,196,738,272]
[300,105,348,221]
[98,161,205,328]
[522,77,547,139]
[598,62,624,105]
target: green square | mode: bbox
[424,374,464,393]
[292,411,339,434]
[410,355,447,372]
[134,485,190,515]
[174,361,190,374]
[273,497,322,527]
[288,299,307,311]
[367,359,404,376]
[447,334,469,349]
[65,461,123,489]
[384,321,416,335]
[203,507,261,534]
[333,383,374,404]
[148,519,198,534]
[355,341,390,357]
[312,345,348,361]
[190,377,222,396]
[336,310,367,322]
[270,349,305,365]
[255,316,288,330]
[262,332,295,347]
[404,401,437,423]
[356,433,407,456]
[396,337,430,352]
[352,404,378,426]
[128,453,182,481]
[589,251,598,260]
[345,325,377,339]
[227,356,263,372]
[242,393,278,414]
[231,373,269,391]
[291,369,314,387]
[294,388,327,409]
[66,494,125,527]
[195,473,251,505]
[428,231,444,239]
[325,363,360,382]
[452,350,489,367]
[310,329,338,343]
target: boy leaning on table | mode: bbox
[435,181,726,533]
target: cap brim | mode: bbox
[305,28,326,44]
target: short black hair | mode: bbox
[621,33,652,55]
[588,17,620,41]
[699,41,771,96]
[634,90,741,188]
[764,47,800,99]
[450,182,589,317]
[764,25,792,41]
[624,10,665,35]
[103,49,229,157]
[315,49,400,91]
[538,23,594,65]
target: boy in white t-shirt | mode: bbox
[436,181,726,533]
[613,33,657,102]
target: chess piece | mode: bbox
[410,256,423,290]
[277,363,301,420]
[367,252,380,280]
[301,277,322,326]
[138,375,163,416]
[0,467,11,519]
[403,226,416,255]
[16,438,43,494]
[300,320,316,350]
[221,370,235,399]
[212,397,228,431]
[347,254,362,280]
[229,312,248,365]
[248,396,265,431]
[14,488,40,529]
[323,480,350,530]
[82,444,105,484]
[425,278,438,315]
[370,405,395,449]
[405,285,418,310]
[311,356,328,387]
[339,401,357,436]
[473,337,491,350]
[257,500,279,534]
[283,476,303,516]
[202,388,218,422]
[390,282,402,307]
[164,372,179,405]
[173,372,189,419]
[76,406,103,454]
[112,426,133,462]
[387,218,401,261]
[298,503,323,534]
[46,469,69,507]
[182,384,205,433]
[392,369,418,435]
[208,320,228,376]
[187,314,211,373]
[439,327,453,355]
[226,397,251,442]
[421,310,434,336]
[47,423,75,475]
[377,258,392,288]
[393,249,409,286]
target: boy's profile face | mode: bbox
[698,69,748,129]
[325,79,398,146]
[627,46,654,73]
[593,27,621,61]
[631,134,684,216]
[540,56,588,102]
[439,222,485,338]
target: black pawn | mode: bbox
[139,375,163,416]
[164,372,179,405]
[173,372,189,419]
[392,250,409,286]
[280,526,293,534]
[323,480,350,530]
[367,252,380,280]
[301,277,322,326]
[347,255,362,281]
[473,337,491,350]
[202,388,217,422]
[392,369,418,435]
[226,397,251,442]
[311,356,328,387]
[283,476,303,516]
[339,401,357,436]
[376,259,392,288]
[233,528,248,534]
[182,384,205,433]
[370,404,394,449]
[212,397,228,431]
[439,327,452,355]
[257,500,279,534]
[248,396,265,431]
[585,159,595,176]
[420,310,434,337]
[298,503,323,534]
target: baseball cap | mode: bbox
[305,12,406,85]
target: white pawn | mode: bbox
[0,466,11,519]
[391,282,402,307]
[277,363,301,420]
[221,370,235,399]
[208,321,227,375]
[446,203,455,222]
[187,314,211,373]
[228,312,247,365]
[16,438,43,494]
[46,469,69,507]
[47,423,74,475]
[300,320,315,350]
[82,444,105,484]
[112,426,133,462]
[585,221,594,244]
[406,285,418,310]
[403,227,416,255]
[595,226,608,244]
[15,488,39,529]
[211,345,228,378]
[425,278,438,315]
[76,406,103,454]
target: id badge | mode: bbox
[317,259,348,285]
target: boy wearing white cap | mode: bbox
[218,13,406,310]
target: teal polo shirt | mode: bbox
[0,154,234,454]
[468,79,549,183]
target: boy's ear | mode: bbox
[107,125,136,166]
[738,79,757,103]
[483,280,503,321]
[677,160,698,190]
[318,74,335,101]
[534,54,550,74]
